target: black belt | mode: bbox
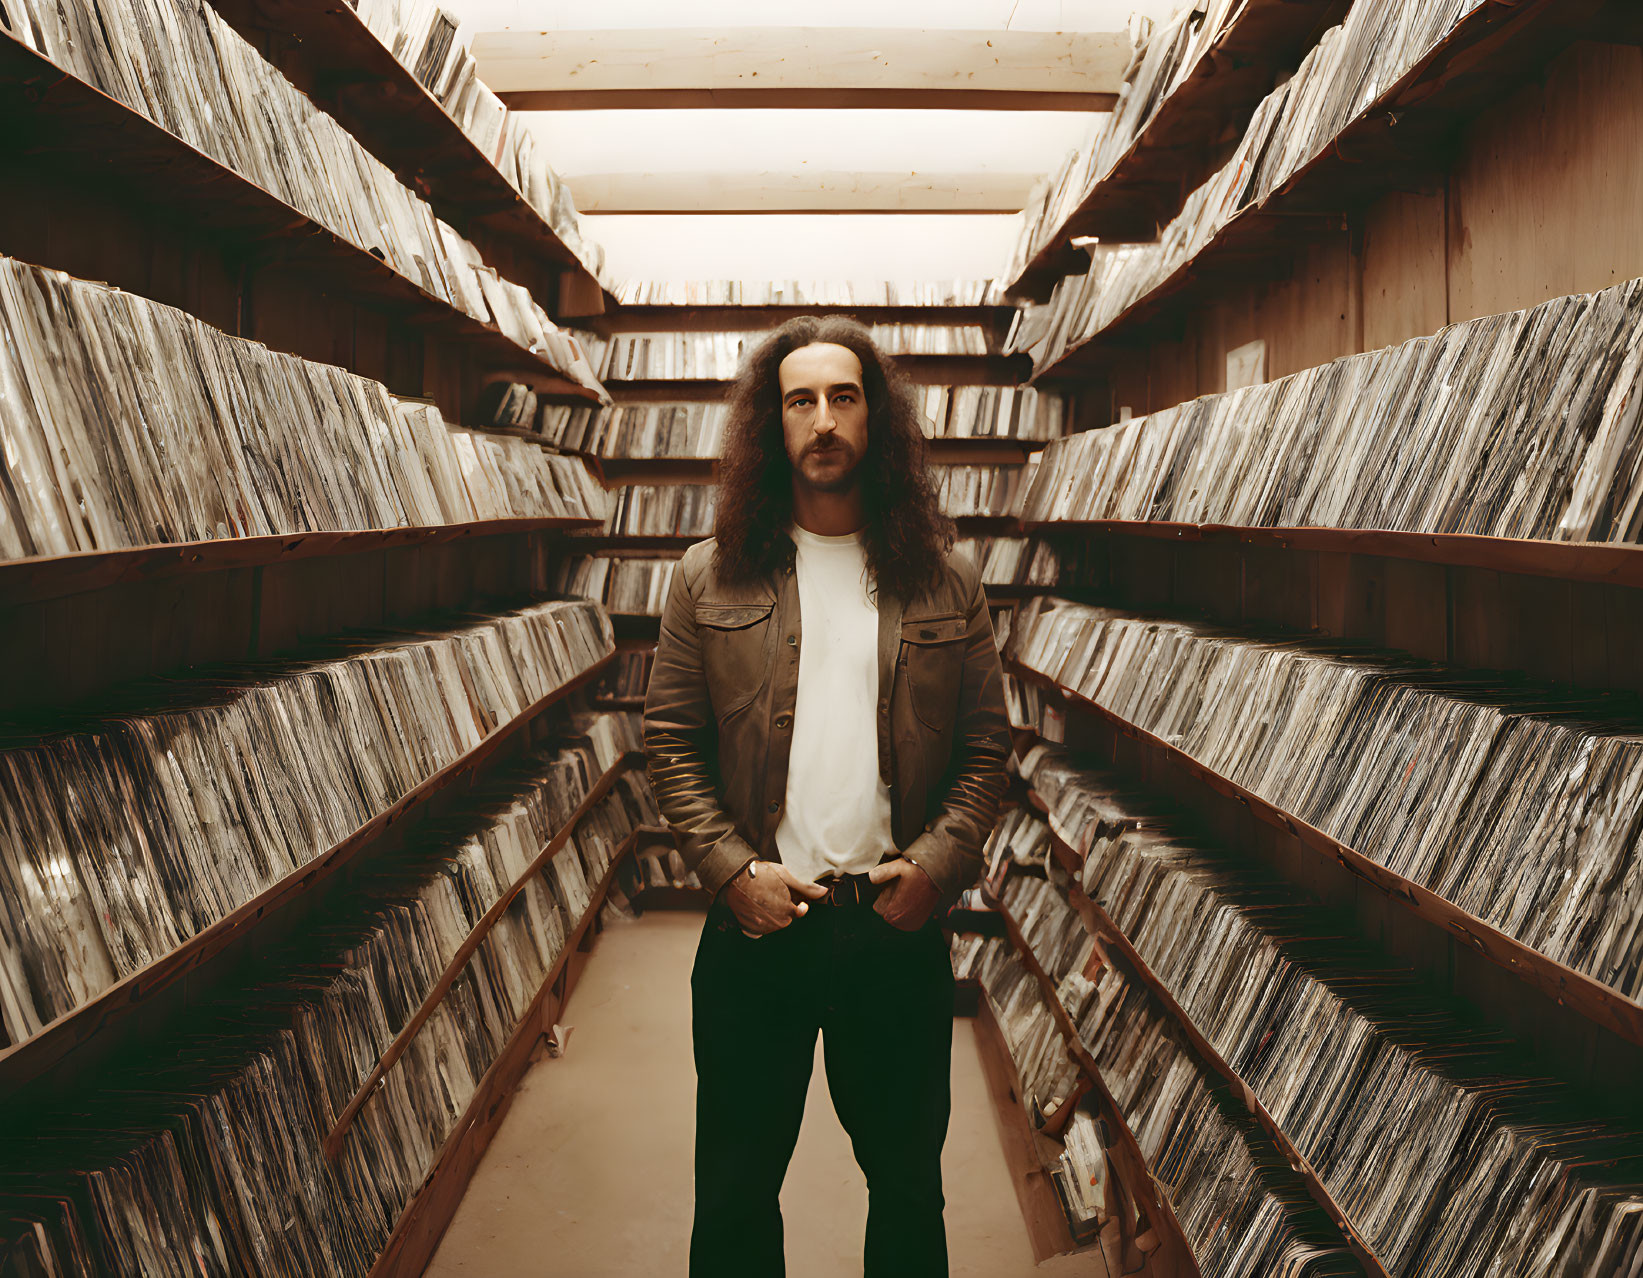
[815,872,883,908]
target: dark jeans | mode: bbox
[690,897,955,1278]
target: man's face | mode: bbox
[778,342,869,494]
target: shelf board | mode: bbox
[367,831,638,1278]
[953,515,1027,535]
[599,457,719,482]
[606,355,1033,400]
[1007,0,1351,298]
[1017,839,1390,1277]
[1033,0,1611,379]
[1003,656,1643,1054]
[202,0,607,308]
[0,30,599,395]
[1025,519,1643,591]
[0,517,601,609]
[569,534,706,552]
[592,438,1045,480]
[0,650,615,1098]
[592,303,1018,335]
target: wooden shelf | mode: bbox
[593,304,1019,335]
[368,827,639,1278]
[1025,518,1643,591]
[0,30,604,401]
[953,515,1027,535]
[1003,657,1643,1054]
[1007,0,1351,298]
[203,0,608,309]
[968,994,1104,1262]
[592,438,1043,481]
[577,519,1019,550]
[569,534,705,552]
[1033,0,1612,379]
[981,914,1202,1273]
[0,650,615,1098]
[328,751,644,1155]
[606,355,1033,401]
[599,457,719,482]
[1014,837,1390,1277]
[0,517,601,609]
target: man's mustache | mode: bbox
[804,438,853,459]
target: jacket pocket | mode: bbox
[901,613,967,731]
[698,601,774,720]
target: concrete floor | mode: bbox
[422,909,1108,1277]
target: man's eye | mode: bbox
[834,394,855,405]
[789,398,811,408]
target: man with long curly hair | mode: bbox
[643,316,1012,1277]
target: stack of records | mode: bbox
[0,257,610,561]
[351,0,606,281]
[609,280,1004,306]
[556,555,679,616]
[1017,278,1643,545]
[595,486,716,538]
[1019,750,1643,1277]
[545,403,730,459]
[0,598,612,1047]
[1001,0,1242,286]
[1009,598,1643,1003]
[596,326,993,382]
[956,536,1059,586]
[0,727,660,1274]
[917,386,1067,442]
[1008,0,1490,373]
[5,0,603,385]
[935,467,1026,518]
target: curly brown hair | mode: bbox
[712,316,954,600]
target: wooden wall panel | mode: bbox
[1360,189,1449,351]
[1447,41,1643,326]
[1165,230,1356,408]
[1100,41,1643,415]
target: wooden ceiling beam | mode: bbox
[498,87,1117,111]
[472,27,1127,100]
[567,170,1038,214]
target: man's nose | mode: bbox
[815,396,837,434]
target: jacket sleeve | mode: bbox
[642,547,758,898]
[900,560,1013,912]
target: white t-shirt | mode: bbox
[774,524,896,882]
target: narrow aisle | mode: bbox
[423,910,1106,1277]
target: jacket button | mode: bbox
[786,634,797,646]
[768,800,780,813]
[775,713,792,729]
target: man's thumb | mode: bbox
[867,861,898,884]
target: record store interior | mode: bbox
[9,0,1643,1274]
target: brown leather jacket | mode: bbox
[642,533,1012,913]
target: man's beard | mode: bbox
[796,440,860,492]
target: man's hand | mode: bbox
[868,858,941,931]
[722,861,828,936]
